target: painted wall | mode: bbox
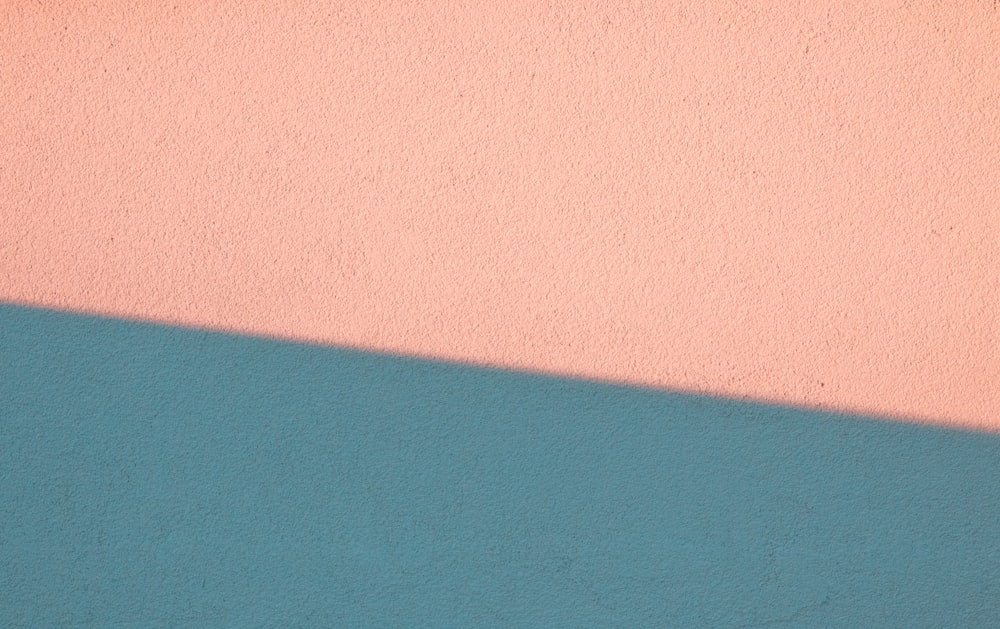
[3,304,1000,626]
[2,2,997,427]
[3,2,1000,625]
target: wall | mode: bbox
[3,305,1000,626]
[2,1,997,426]
[2,2,999,625]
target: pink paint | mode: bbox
[2,2,998,428]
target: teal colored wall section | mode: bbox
[2,304,999,627]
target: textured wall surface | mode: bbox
[3,304,1000,627]
[3,3,1000,626]
[2,2,997,427]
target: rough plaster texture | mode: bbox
[3,304,1000,627]
[2,2,999,427]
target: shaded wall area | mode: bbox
[2,304,999,627]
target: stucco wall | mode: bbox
[2,2,997,426]
[3,2,1000,626]
[3,305,1000,626]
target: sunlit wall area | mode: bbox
[3,2,997,427]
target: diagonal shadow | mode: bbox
[2,303,999,627]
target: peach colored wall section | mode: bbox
[2,2,998,428]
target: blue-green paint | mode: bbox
[2,304,999,627]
